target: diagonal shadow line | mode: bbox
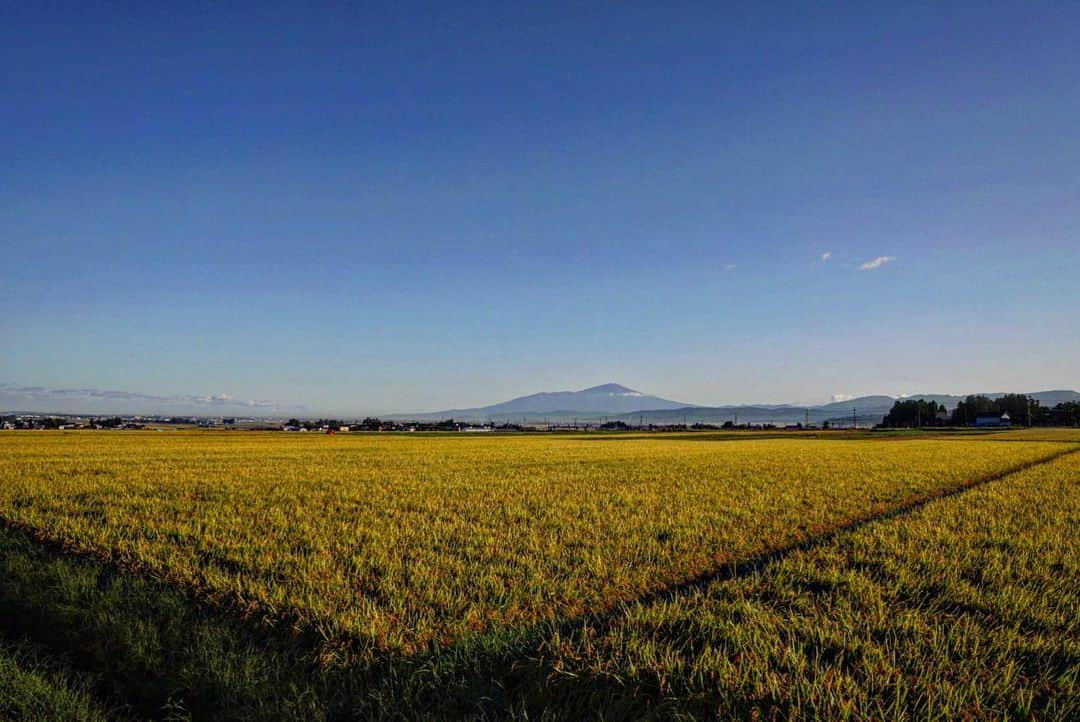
[1,446,1078,719]
[422,444,1080,717]
[622,445,1080,610]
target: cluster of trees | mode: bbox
[1051,401,1080,426]
[881,400,949,428]
[949,394,1035,425]
[283,417,466,432]
[285,418,349,431]
[1,416,148,430]
[353,417,401,431]
[881,394,1080,428]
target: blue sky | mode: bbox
[3,2,1079,415]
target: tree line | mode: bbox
[881,395,1080,428]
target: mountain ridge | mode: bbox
[394,385,1080,423]
[415,383,693,419]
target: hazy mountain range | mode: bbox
[415,383,692,418]
[0,384,286,417]
[399,384,1080,425]
[4,382,1078,424]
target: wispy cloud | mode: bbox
[859,255,896,271]
[821,251,832,262]
[723,263,737,271]
[830,393,854,402]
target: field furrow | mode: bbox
[1,432,1074,656]
[524,449,1080,720]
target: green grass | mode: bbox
[0,640,118,722]
[0,523,350,720]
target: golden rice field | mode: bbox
[0,429,1078,720]
[537,447,1080,720]
[0,431,1072,655]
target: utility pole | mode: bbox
[734,411,738,427]
[853,407,857,429]
[805,408,809,428]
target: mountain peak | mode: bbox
[580,383,638,395]
[420,383,691,418]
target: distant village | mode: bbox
[1,414,791,433]
[4,392,1079,433]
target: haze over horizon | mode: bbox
[3,381,1079,419]
[4,3,1078,414]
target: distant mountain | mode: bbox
[6,382,1075,422]
[407,383,692,420]
[605,398,895,427]
[607,390,1080,427]
[1026,389,1080,406]
[394,387,1080,425]
[0,384,295,417]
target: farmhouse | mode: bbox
[974,412,1011,428]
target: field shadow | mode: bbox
[1,445,1077,720]
[419,443,1080,718]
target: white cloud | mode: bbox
[723,263,737,271]
[821,251,832,261]
[859,255,896,271]
[830,393,854,402]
